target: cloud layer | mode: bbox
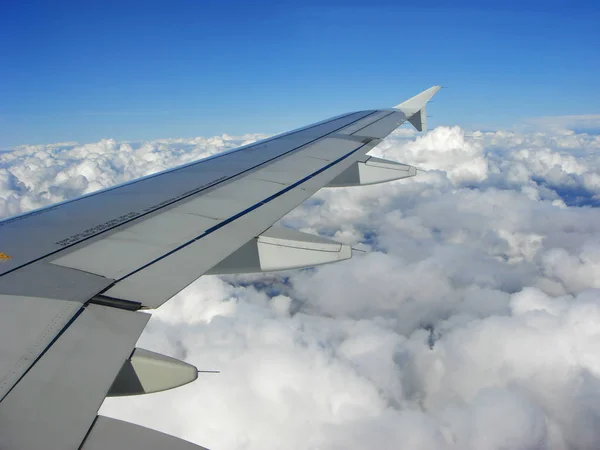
[2,123,600,449]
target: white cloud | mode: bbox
[2,120,600,449]
[522,115,600,135]
[1,134,267,216]
[374,126,489,184]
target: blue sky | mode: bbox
[1,0,599,147]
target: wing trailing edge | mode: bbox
[81,416,208,450]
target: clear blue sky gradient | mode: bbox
[1,0,599,147]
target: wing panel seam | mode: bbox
[0,111,365,229]
[107,137,378,287]
[0,111,379,279]
[0,306,85,403]
[349,111,396,135]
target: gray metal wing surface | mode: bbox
[0,86,440,449]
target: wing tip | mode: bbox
[393,85,441,113]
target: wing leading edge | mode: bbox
[0,86,440,449]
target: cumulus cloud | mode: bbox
[2,120,600,449]
[0,133,266,217]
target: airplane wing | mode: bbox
[0,86,440,449]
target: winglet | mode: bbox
[394,86,441,132]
